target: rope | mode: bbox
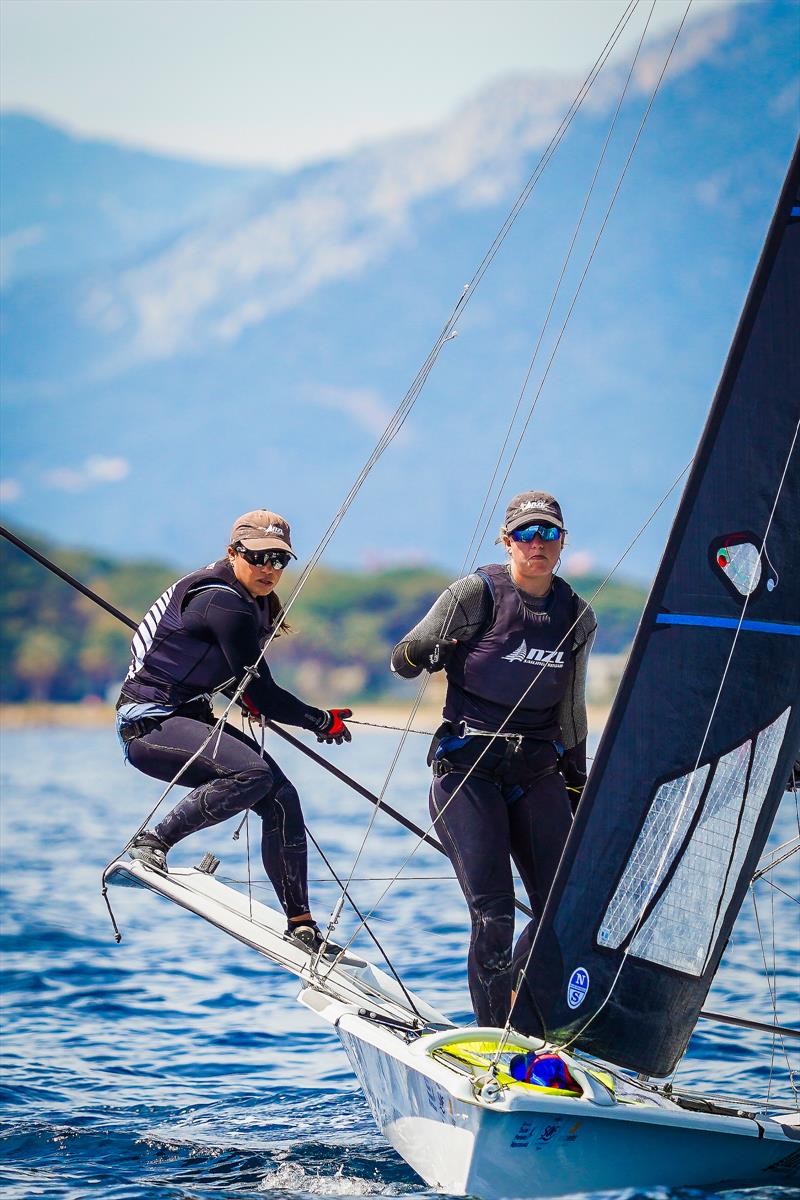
[751,886,798,1100]
[348,719,434,735]
[333,0,690,968]
[543,409,799,1063]
[320,0,650,942]
[301,827,423,1019]
[335,459,692,961]
[109,0,642,884]
[214,0,646,783]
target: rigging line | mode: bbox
[751,887,798,1099]
[769,882,778,1102]
[348,719,434,735]
[760,829,800,858]
[455,0,641,306]
[554,407,800,1060]
[756,877,800,907]
[187,0,645,784]
[753,837,800,880]
[245,808,253,923]
[0,530,262,903]
[407,2,646,695]
[443,0,654,591]
[301,825,423,1020]
[14,7,645,908]
[329,2,650,922]
[0,521,525,918]
[335,458,692,962]
[222,875,495,884]
[145,0,646,915]
[325,666,436,939]
[464,1,671,578]
[484,0,698,1063]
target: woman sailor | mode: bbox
[391,491,596,1026]
[116,509,353,957]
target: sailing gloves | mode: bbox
[559,742,588,816]
[403,636,458,672]
[312,708,353,745]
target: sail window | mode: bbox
[715,541,762,595]
[619,708,790,976]
[597,765,709,951]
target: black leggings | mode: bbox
[429,738,572,1028]
[127,714,309,920]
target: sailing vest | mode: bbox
[118,558,272,709]
[443,564,578,737]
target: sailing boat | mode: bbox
[103,136,800,1195]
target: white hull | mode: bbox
[303,991,800,1197]
[108,859,799,1198]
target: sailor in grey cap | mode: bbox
[391,490,596,1027]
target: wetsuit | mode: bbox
[117,558,329,920]
[392,565,596,1026]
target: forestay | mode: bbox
[516,138,800,1077]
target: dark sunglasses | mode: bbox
[510,523,563,543]
[236,545,292,569]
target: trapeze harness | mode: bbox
[116,557,273,739]
[429,564,580,790]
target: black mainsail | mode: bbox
[516,138,800,1077]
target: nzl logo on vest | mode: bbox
[502,640,565,667]
[566,967,589,1009]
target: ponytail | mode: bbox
[267,590,292,636]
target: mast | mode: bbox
[514,138,800,1076]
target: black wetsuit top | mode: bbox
[118,558,323,730]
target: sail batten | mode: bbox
[514,139,800,1076]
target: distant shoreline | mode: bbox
[0,701,611,734]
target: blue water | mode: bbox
[1,727,798,1200]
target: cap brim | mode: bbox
[505,513,564,533]
[239,536,296,557]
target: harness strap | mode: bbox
[119,698,215,744]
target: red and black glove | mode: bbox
[314,708,353,745]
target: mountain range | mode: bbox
[1,0,798,581]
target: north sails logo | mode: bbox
[502,640,564,667]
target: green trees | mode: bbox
[14,630,68,701]
[1,532,647,704]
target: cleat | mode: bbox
[129,831,169,872]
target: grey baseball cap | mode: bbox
[230,509,296,556]
[503,491,565,533]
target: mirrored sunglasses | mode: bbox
[510,523,562,543]
[237,546,292,569]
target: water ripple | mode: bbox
[1,729,797,1199]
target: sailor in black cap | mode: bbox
[116,509,354,957]
[391,492,596,1026]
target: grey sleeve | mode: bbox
[557,600,597,750]
[390,574,491,678]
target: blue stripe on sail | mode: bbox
[791,206,800,217]
[656,613,800,636]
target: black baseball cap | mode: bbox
[503,491,565,533]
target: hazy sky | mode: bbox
[1,0,737,167]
